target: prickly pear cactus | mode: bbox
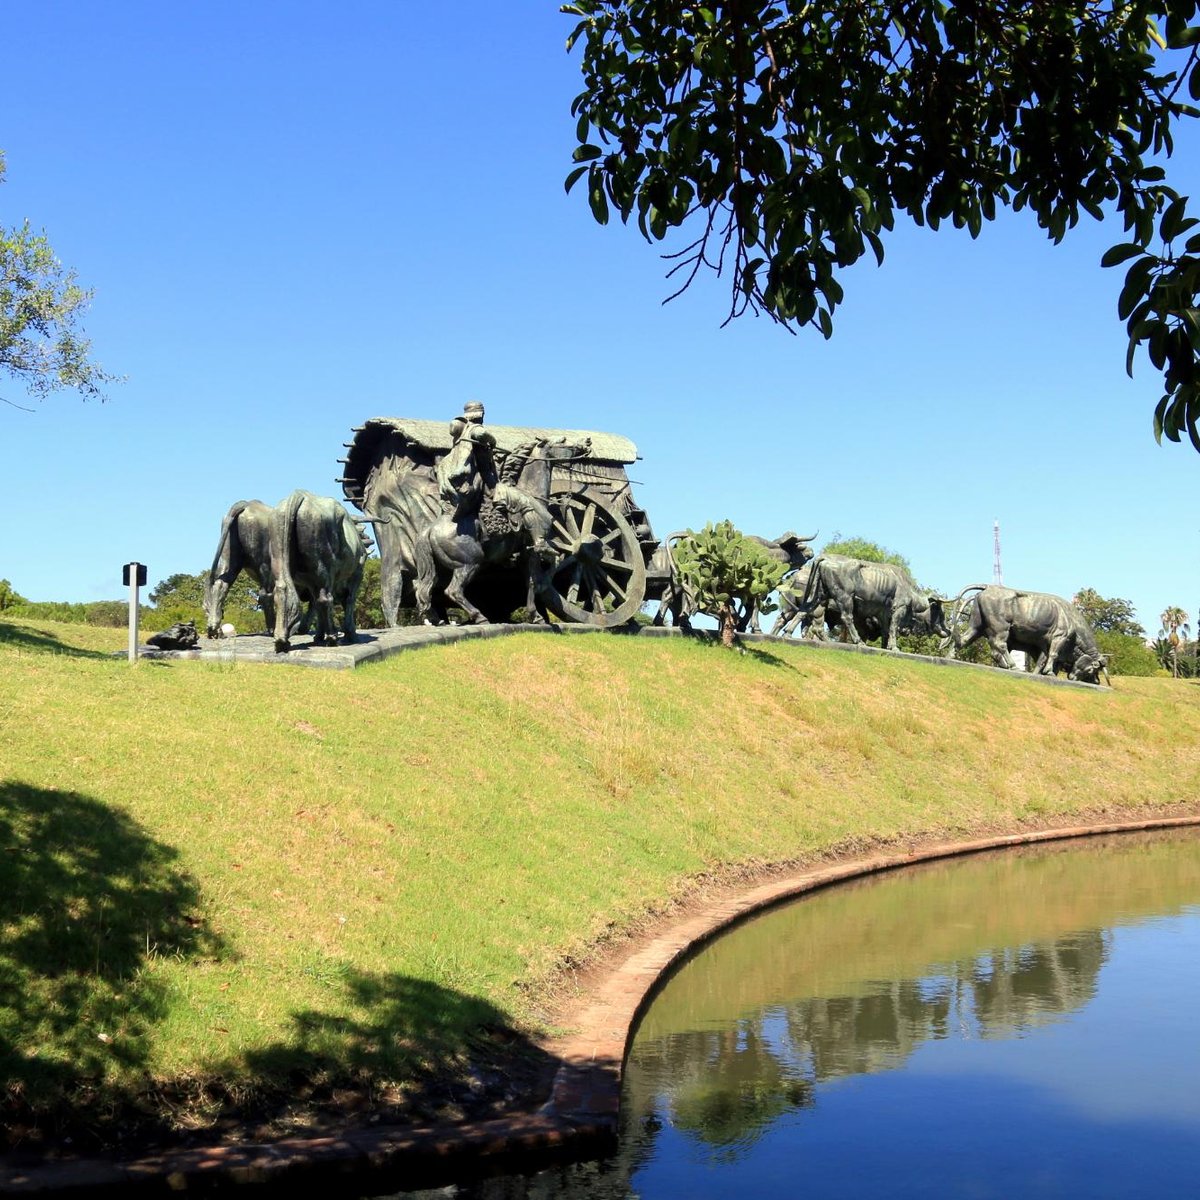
[674,520,788,646]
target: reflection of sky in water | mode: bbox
[758,1010,791,1060]
[619,833,1200,1200]
[623,907,1200,1200]
[905,914,1200,1125]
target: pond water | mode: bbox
[392,828,1200,1199]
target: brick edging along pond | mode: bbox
[5,813,1199,1196]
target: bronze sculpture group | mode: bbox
[766,562,1106,684]
[339,403,652,627]
[197,402,1109,684]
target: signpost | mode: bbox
[123,562,147,663]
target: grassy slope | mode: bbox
[2,616,1199,1139]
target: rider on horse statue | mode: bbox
[416,402,559,625]
[436,401,497,524]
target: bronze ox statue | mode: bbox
[785,555,949,650]
[943,585,1109,685]
[771,561,881,642]
[203,499,281,638]
[203,491,368,652]
[269,490,368,652]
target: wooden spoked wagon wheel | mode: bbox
[543,485,647,626]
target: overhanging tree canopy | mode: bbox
[564,1,1200,448]
[0,151,115,406]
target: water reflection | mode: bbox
[391,828,1200,1199]
[633,928,1108,1156]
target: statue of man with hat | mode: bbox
[435,400,497,528]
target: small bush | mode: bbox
[1096,631,1159,677]
[0,580,27,611]
[10,601,93,624]
[85,601,131,628]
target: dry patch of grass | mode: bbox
[1,619,1198,1149]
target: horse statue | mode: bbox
[413,436,586,625]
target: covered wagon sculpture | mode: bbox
[338,404,662,628]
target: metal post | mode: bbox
[124,562,146,663]
[128,568,140,663]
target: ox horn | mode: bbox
[796,531,819,543]
[351,514,392,525]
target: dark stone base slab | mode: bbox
[130,622,1103,688]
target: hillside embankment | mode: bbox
[2,616,1198,1155]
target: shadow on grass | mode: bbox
[685,634,800,671]
[0,782,554,1154]
[0,620,111,659]
[228,969,556,1131]
[0,781,224,1146]
[739,643,799,670]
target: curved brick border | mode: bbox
[5,813,1198,1196]
[542,812,1200,1125]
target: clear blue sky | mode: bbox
[3,3,1197,636]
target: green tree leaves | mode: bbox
[0,579,26,611]
[0,152,116,405]
[1095,630,1160,675]
[1159,603,1191,676]
[565,1,1200,447]
[1072,588,1146,637]
[820,535,914,578]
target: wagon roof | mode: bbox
[360,417,638,464]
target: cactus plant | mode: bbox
[674,521,788,647]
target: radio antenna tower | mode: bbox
[993,520,1003,585]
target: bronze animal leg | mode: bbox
[987,630,1014,669]
[443,564,488,624]
[414,530,445,626]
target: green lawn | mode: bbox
[2,616,1198,1147]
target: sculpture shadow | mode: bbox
[686,633,799,671]
[0,781,224,1140]
[0,620,112,659]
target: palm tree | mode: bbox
[1159,606,1190,679]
